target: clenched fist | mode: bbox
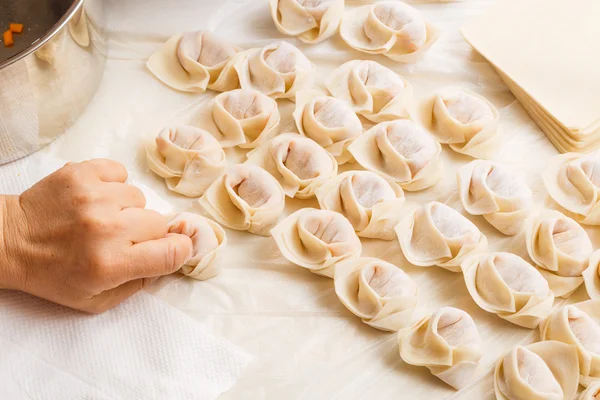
[0,159,193,313]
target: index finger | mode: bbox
[82,159,128,183]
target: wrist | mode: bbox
[0,195,27,290]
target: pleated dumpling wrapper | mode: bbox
[334,257,417,331]
[578,380,600,400]
[293,90,364,163]
[268,0,344,44]
[396,201,487,272]
[457,160,534,236]
[424,89,500,158]
[494,341,580,400]
[234,41,315,100]
[245,133,338,199]
[146,126,227,197]
[199,164,285,236]
[540,301,600,387]
[461,252,554,329]
[147,31,241,93]
[166,212,226,280]
[340,1,440,63]
[270,208,362,278]
[194,88,280,148]
[348,120,442,191]
[542,153,600,225]
[399,307,482,390]
[326,59,413,123]
[583,250,600,300]
[315,170,405,240]
[525,209,593,298]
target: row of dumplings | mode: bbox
[146,123,600,299]
[147,29,501,158]
[166,206,600,397]
[269,0,439,64]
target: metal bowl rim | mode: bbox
[0,0,85,70]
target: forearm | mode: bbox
[0,195,26,290]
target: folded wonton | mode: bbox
[315,170,405,240]
[199,164,285,236]
[294,89,364,163]
[542,153,600,225]
[234,41,315,100]
[245,133,338,199]
[399,307,482,390]
[334,257,418,331]
[147,31,241,93]
[348,120,442,191]
[424,89,500,158]
[525,209,592,298]
[167,212,227,280]
[494,341,580,400]
[396,201,487,271]
[268,0,344,44]
[461,252,554,329]
[340,1,439,63]
[457,160,534,235]
[146,126,227,197]
[326,59,413,123]
[193,88,280,148]
[270,208,362,277]
[540,301,600,387]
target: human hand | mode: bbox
[0,159,193,313]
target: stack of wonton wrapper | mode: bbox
[461,0,600,153]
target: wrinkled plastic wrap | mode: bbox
[2,0,598,398]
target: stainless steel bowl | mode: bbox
[0,0,107,164]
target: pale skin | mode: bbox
[0,159,194,313]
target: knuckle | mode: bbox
[72,191,99,207]
[79,213,122,234]
[163,241,179,272]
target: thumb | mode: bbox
[124,233,194,282]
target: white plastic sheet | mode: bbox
[2,0,597,398]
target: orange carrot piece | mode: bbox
[9,23,24,34]
[3,30,14,47]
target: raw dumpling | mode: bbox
[166,212,227,280]
[348,120,442,191]
[268,0,344,44]
[525,210,593,298]
[245,133,338,199]
[457,160,534,235]
[340,1,440,63]
[199,164,285,236]
[270,208,362,277]
[194,88,280,148]
[293,90,364,163]
[583,251,600,300]
[326,60,413,123]
[424,89,499,157]
[542,153,600,225]
[461,252,554,329]
[578,381,600,400]
[399,307,482,390]
[315,170,405,240]
[396,201,487,271]
[494,341,580,400]
[147,31,241,93]
[334,257,418,331]
[234,41,315,100]
[146,126,227,197]
[540,301,600,387]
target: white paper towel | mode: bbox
[0,290,252,400]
